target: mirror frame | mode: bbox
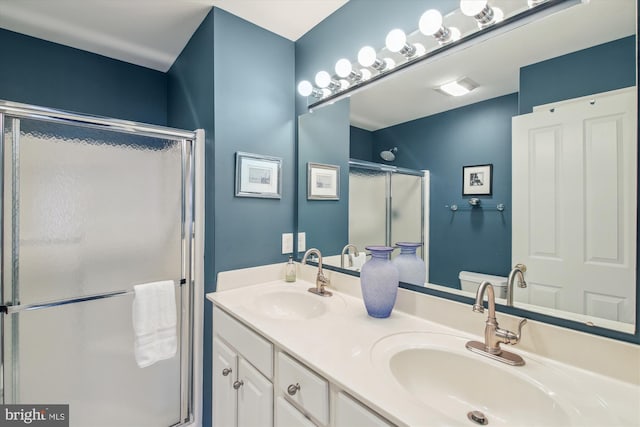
[297,0,640,345]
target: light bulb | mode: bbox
[413,43,426,57]
[339,79,350,90]
[360,68,372,80]
[493,7,504,23]
[335,58,353,78]
[384,58,396,70]
[385,29,407,53]
[460,0,487,16]
[297,80,313,97]
[358,46,377,67]
[315,71,331,88]
[419,9,443,36]
[450,27,462,42]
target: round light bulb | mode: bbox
[360,68,372,80]
[385,29,407,53]
[297,80,313,97]
[460,0,488,16]
[315,71,331,88]
[339,79,350,90]
[413,43,426,57]
[358,46,377,67]
[335,58,353,78]
[419,9,443,36]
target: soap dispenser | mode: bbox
[285,256,296,282]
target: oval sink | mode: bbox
[253,290,327,320]
[389,347,569,426]
[369,332,606,426]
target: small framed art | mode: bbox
[235,152,282,199]
[307,162,340,200]
[462,164,492,196]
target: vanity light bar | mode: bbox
[297,0,569,105]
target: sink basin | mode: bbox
[369,332,616,426]
[252,289,328,320]
[389,346,569,426]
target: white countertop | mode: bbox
[207,277,640,426]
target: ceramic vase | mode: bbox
[360,246,399,318]
[392,242,426,286]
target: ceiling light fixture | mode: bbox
[437,78,478,97]
[296,0,574,105]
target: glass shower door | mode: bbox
[2,117,188,426]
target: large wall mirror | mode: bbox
[297,0,638,339]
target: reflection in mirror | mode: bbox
[297,0,637,335]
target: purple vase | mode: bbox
[392,242,426,286]
[360,246,399,318]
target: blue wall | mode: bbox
[168,8,296,427]
[374,94,517,287]
[166,13,215,427]
[298,99,350,256]
[350,126,374,161]
[0,28,167,125]
[519,36,636,114]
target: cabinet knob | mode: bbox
[233,380,244,390]
[222,368,232,377]
[287,383,301,396]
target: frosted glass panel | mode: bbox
[390,174,423,259]
[4,292,181,426]
[14,119,182,304]
[2,116,186,427]
[349,168,386,249]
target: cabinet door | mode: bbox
[238,358,273,427]
[276,397,316,427]
[335,392,392,427]
[213,337,238,427]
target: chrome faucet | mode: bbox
[302,248,332,297]
[340,244,360,268]
[466,281,527,366]
[506,263,527,306]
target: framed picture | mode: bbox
[235,152,282,199]
[462,164,492,196]
[307,162,340,200]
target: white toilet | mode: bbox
[459,271,508,299]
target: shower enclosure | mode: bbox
[348,159,428,279]
[0,101,203,426]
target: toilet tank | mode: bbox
[459,271,508,299]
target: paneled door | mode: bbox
[512,87,637,323]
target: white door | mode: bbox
[213,337,238,427]
[512,88,637,323]
[237,358,273,427]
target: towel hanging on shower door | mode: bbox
[132,280,177,368]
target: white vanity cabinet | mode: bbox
[212,307,274,427]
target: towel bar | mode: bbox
[0,278,186,314]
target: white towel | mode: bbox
[132,280,177,368]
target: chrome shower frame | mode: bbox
[0,100,201,427]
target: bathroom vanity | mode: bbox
[207,264,640,427]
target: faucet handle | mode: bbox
[497,318,527,345]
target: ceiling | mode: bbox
[0,0,349,72]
